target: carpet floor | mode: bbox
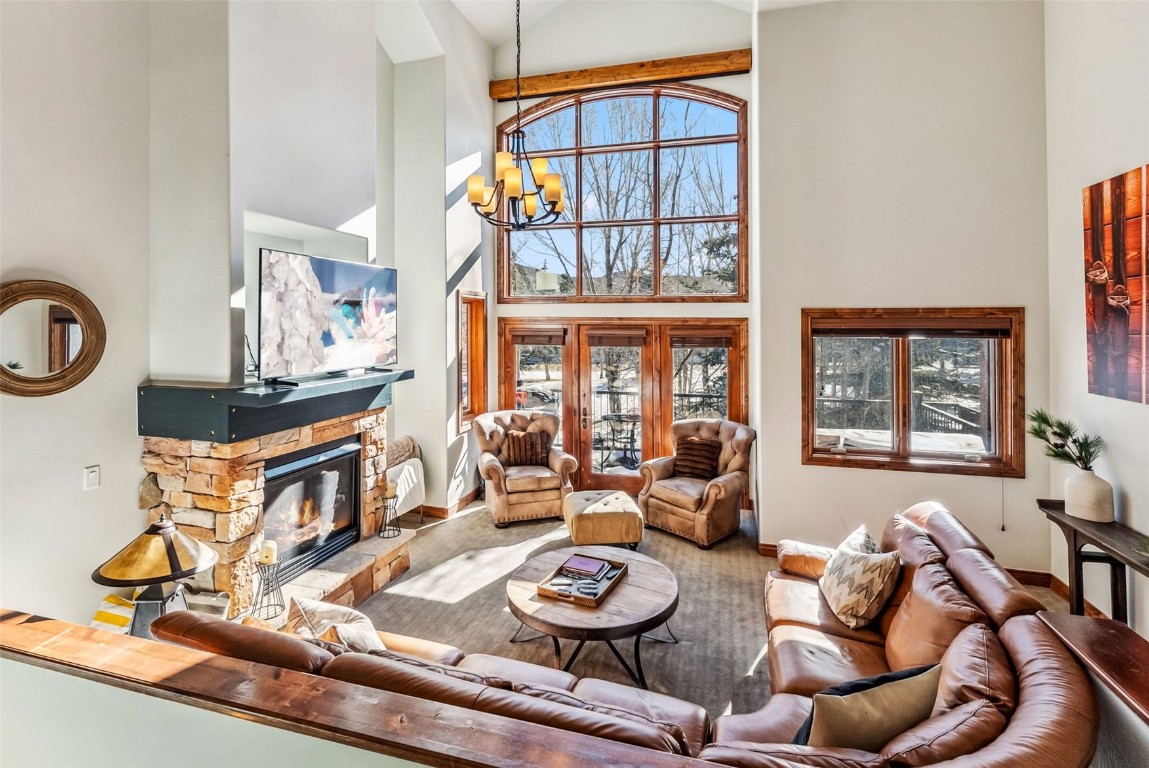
[357,503,774,719]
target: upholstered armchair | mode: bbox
[473,410,578,528]
[638,419,757,548]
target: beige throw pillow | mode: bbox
[320,622,387,653]
[283,597,385,651]
[820,526,901,629]
[808,665,943,753]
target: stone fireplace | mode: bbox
[139,406,407,617]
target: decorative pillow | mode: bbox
[841,524,880,554]
[933,623,1017,717]
[320,622,387,653]
[504,429,552,466]
[793,664,943,753]
[282,597,383,648]
[367,649,514,689]
[673,437,722,479]
[819,528,901,629]
[240,615,277,632]
[777,539,837,580]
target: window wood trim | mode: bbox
[489,49,752,101]
[457,291,487,432]
[496,83,748,305]
[801,307,1025,478]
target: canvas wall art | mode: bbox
[1083,164,1147,404]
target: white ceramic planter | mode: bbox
[1064,467,1114,523]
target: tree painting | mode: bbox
[1083,165,1147,405]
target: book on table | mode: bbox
[560,554,612,581]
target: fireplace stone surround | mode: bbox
[139,406,407,618]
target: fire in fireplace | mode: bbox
[262,439,361,584]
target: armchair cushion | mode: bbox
[505,429,551,466]
[649,475,708,512]
[504,465,562,493]
[673,436,721,479]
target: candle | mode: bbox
[467,175,485,204]
[479,186,497,214]
[259,539,278,565]
[530,157,549,183]
[385,480,398,498]
[523,195,537,217]
[543,173,561,203]
[495,152,514,181]
[504,167,523,199]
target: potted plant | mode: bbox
[1027,409,1113,522]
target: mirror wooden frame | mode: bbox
[1,280,106,397]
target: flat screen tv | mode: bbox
[259,248,397,381]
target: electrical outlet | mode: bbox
[83,465,101,490]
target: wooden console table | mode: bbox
[1038,499,1149,624]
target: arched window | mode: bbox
[497,84,747,303]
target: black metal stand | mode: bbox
[378,494,401,538]
[252,562,285,620]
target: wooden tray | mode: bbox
[536,555,628,607]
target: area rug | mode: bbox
[357,503,774,718]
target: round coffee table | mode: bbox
[506,545,679,689]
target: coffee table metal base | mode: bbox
[508,620,679,690]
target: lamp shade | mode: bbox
[92,516,218,587]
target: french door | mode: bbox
[498,318,747,493]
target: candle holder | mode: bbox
[251,561,285,620]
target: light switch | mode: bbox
[83,465,101,490]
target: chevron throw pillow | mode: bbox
[820,532,901,629]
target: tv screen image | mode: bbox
[259,249,397,380]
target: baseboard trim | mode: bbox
[1006,568,1051,588]
[1050,575,1109,620]
[758,543,777,558]
[420,488,479,521]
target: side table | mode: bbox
[379,493,400,538]
[251,562,285,620]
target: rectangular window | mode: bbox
[457,291,487,431]
[802,308,1025,477]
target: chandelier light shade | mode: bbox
[468,0,565,230]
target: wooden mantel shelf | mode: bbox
[0,611,707,768]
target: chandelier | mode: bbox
[467,0,565,230]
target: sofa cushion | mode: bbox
[768,624,891,697]
[649,475,708,512]
[374,630,465,666]
[504,429,551,466]
[673,436,722,479]
[456,653,577,690]
[934,623,1017,717]
[819,546,900,630]
[323,652,487,708]
[712,694,814,745]
[699,742,890,768]
[881,699,1006,767]
[900,501,993,558]
[151,611,334,675]
[946,548,1044,629]
[765,572,885,646]
[777,539,836,580]
[572,677,712,758]
[794,665,942,753]
[366,649,512,689]
[504,464,561,493]
[877,564,918,637]
[884,564,987,671]
[879,516,945,567]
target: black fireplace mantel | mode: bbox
[137,369,414,442]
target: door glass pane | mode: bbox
[459,308,469,413]
[582,226,654,296]
[509,228,576,297]
[659,222,738,295]
[659,142,738,218]
[581,150,653,221]
[672,346,728,420]
[589,344,642,475]
[909,338,995,455]
[814,337,893,451]
[581,97,653,146]
[513,344,563,448]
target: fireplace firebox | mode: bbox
[263,439,361,585]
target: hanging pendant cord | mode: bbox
[515,0,522,130]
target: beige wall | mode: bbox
[1044,0,1149,633]
[755,0,1053,569]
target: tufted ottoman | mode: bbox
[563,490,644,549]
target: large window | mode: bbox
[801,308,1025,477]
[498,84,747,303]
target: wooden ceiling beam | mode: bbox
[489,48,752,102]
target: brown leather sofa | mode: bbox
[151,609,710,757]
[474,410,578,528]
[699,502,1100,767]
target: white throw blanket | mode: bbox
[386,457,425,517]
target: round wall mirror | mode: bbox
[1,280,106,397]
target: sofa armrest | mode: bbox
[375,630,465,666]
[547,448,577,483]
[639,456,676,495]
[776,539,836,580]
[478,451,506,493]
[699,742,889,768]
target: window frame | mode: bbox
[801,307,1025,478]
[496,83,748,304]
[456,290,488,433]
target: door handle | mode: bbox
[581,406,588,429]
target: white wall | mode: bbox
[0,0,153,623]
[756,1,1052,569]
[1044,0,1149,632]
[1,660,419,767]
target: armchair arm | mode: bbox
[639,456,676,496]
[478,451,506,495]
[702,470,748,505]
[547,448,578,485]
